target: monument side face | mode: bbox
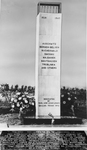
[36,12,61,118]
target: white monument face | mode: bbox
[36,4,61,118]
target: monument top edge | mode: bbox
[37,2,62,14]
[38,2,62,6]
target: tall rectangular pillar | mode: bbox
[36,3,62,118]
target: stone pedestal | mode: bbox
[23,117,82,125]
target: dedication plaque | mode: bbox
[0,131,87,149]
[36,3,62,118]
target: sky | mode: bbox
[0,0,86,88]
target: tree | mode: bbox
[15,85,18,91]
[4,84,9,91]
[11,85,14,92]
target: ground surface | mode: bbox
[0,113,21,125]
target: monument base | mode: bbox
[22,116,82,125]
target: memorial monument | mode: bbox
[35,2,62,119]
[23,2,83,125]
